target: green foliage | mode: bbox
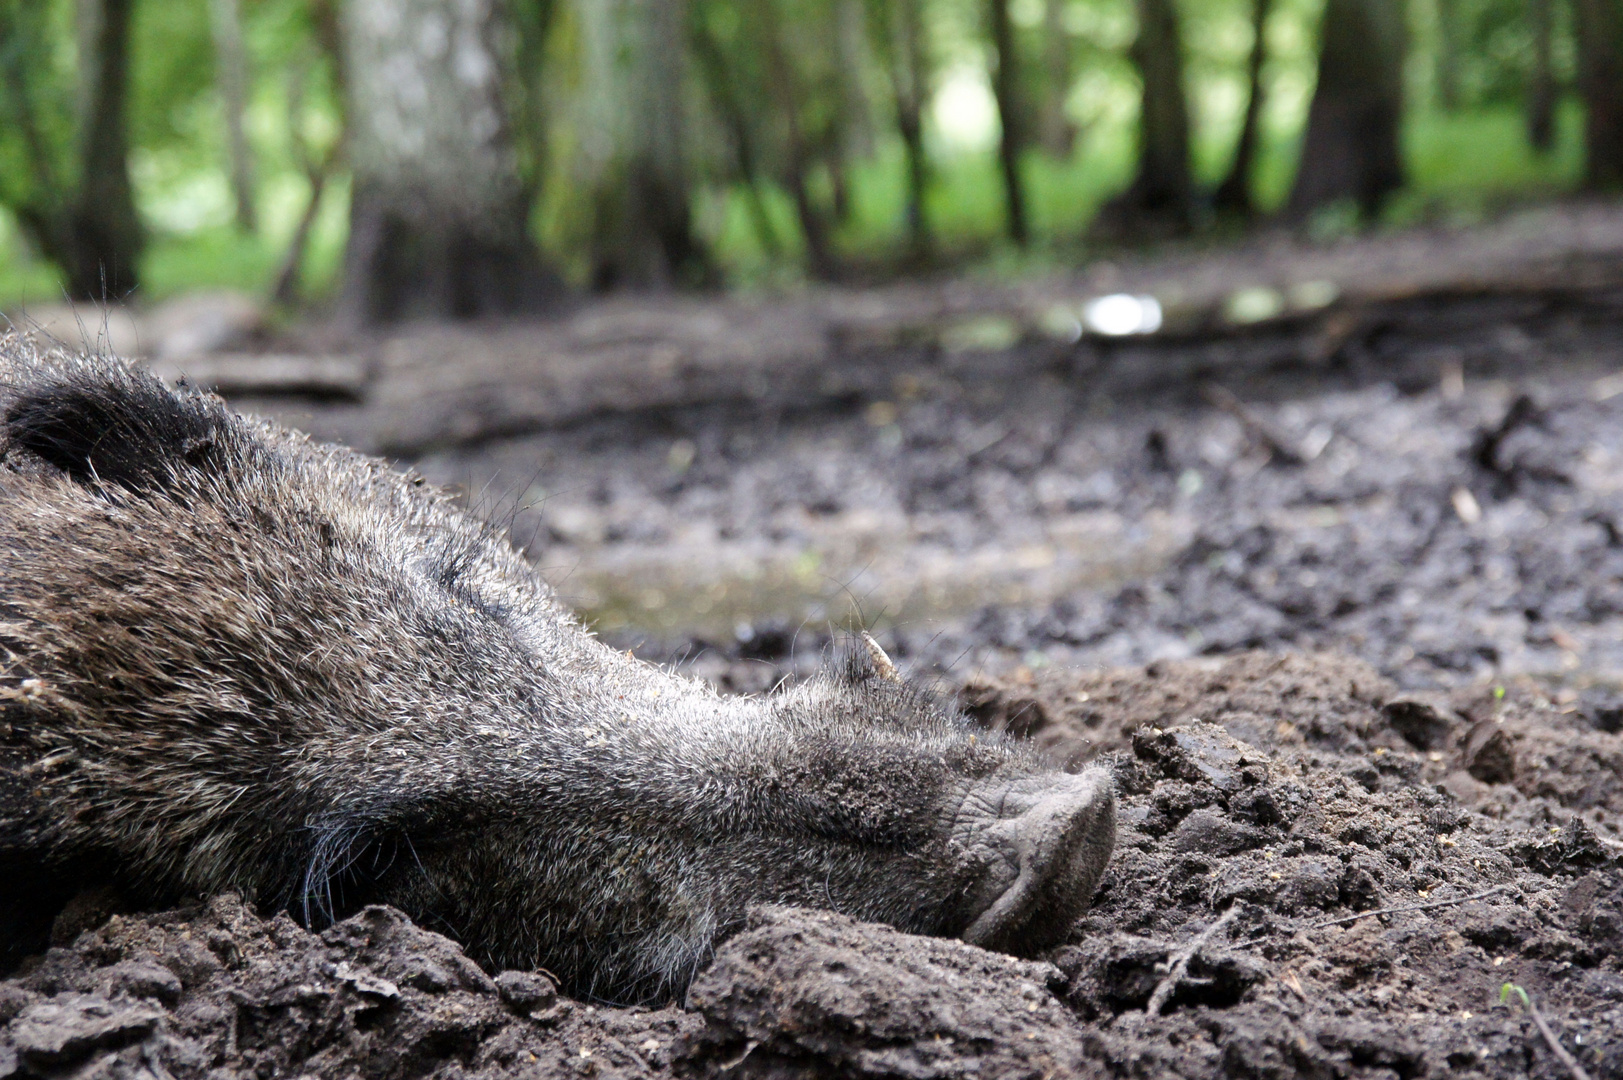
[0,0,77,215]
[0,0,1600,301]
[1431,0,1575,110]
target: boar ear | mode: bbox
[861,632,901,683]
[3,359,230,493]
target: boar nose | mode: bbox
[956,767,1116,955]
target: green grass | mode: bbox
[0,212,69,312]
[1389,100,1585,226]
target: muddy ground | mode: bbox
[3,657,1618,1079]
[4,209,1623,1077]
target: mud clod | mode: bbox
[1463,721,1518,784]
[678,905,1090,1079]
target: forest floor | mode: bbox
[4,202,1623,1078]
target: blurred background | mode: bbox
[0,0,1607,311]
[4,0,1623,697]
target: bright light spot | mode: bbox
[1225,286,1285,325]
[1040,305,1084,343]
[1289,280,1340,310]
[932,65,999,153]
[1082,294,1162,336]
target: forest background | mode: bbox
[0,0,1616,322]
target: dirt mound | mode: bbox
[963,650,1623,839]
[3,653,1619,1079]
[0,896,697,1079]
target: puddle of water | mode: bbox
[541,510,1194,643]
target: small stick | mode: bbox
[1201,384,1308,465]
[1145,906,1240,1016]
[1526,996,1595,1080]
[1307,884,1510,930]
[1506,984,1595,1080]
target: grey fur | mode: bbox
[0,338,1114,1003]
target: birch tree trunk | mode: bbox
[340,0,554,323]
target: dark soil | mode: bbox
[7,213,1623,1078]
[4,655,1618,1079]
[420,332,1623,696]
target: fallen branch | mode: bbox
[1145,906,1241,1016]
[1307,884,1510,930]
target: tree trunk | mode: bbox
[1527,0,1555,152]
[988,0,1030,245]
[1038,0,1076,156]
[209,0,256,232]
[626,0,705,285]
[1576,0,1623,188]
[1103,0,1193,233]
[577,0,707,290]
[836,0,875,162]
[1434,0,1459,111]
[885,0,932,263]
[690,14,780,257]
[1213,0,1273,217]
[760,3,836,279]
[0,0,142,300]
[1286,0,1406,221]
[67,0,143,299]
[272,53,340,307]
[340,0,556,323]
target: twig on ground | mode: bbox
[1201,384,1309,465]
[1145,906,1241,1016]
[1504,984,1595,1080]
[1306,884,1511,930]
[1529,999,1595,1080]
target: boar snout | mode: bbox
[954,766,1116,955]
